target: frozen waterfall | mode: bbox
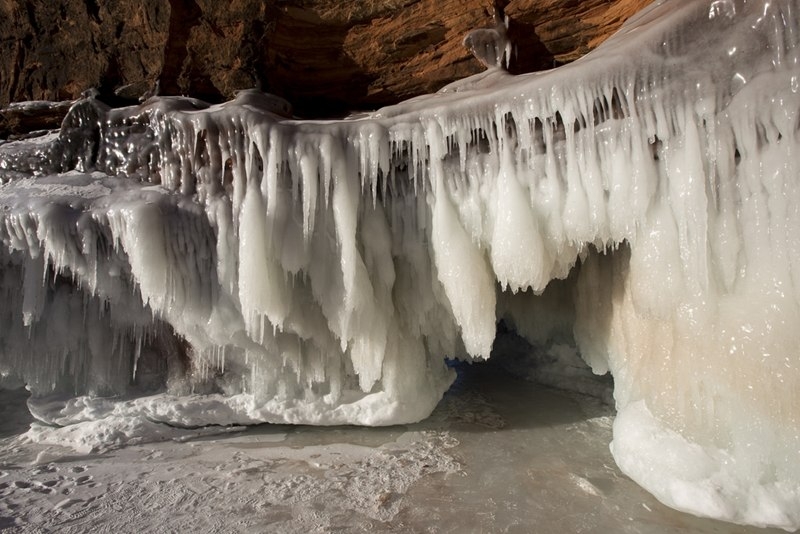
[1,0,799,529]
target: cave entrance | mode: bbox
[444,249,616,413]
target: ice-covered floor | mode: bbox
[0,364,785,533]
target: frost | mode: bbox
[0,0,799,529]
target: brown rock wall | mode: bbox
[0,1,169,103]
[0,0,651,117]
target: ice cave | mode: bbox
[1,0,799,530]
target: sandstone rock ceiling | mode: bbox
[0,0,650,118]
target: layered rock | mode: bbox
[1,0,650,119]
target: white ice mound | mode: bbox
[1,0,799,528]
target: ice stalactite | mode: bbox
[1,0,799,529]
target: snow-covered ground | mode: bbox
[0,363,784,533]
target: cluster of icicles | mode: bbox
[1,0,799,529]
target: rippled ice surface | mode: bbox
[0,364,783,533]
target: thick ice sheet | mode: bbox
[1,0,799,529]
[1,370,783,534]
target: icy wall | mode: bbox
[1,0,799,528]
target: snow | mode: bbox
[0,368,784,533]
[0,0,799,529]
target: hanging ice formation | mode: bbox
[1,0,799,528]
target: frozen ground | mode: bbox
[0,363,785,533]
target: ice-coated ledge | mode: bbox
[1,0,799,529]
